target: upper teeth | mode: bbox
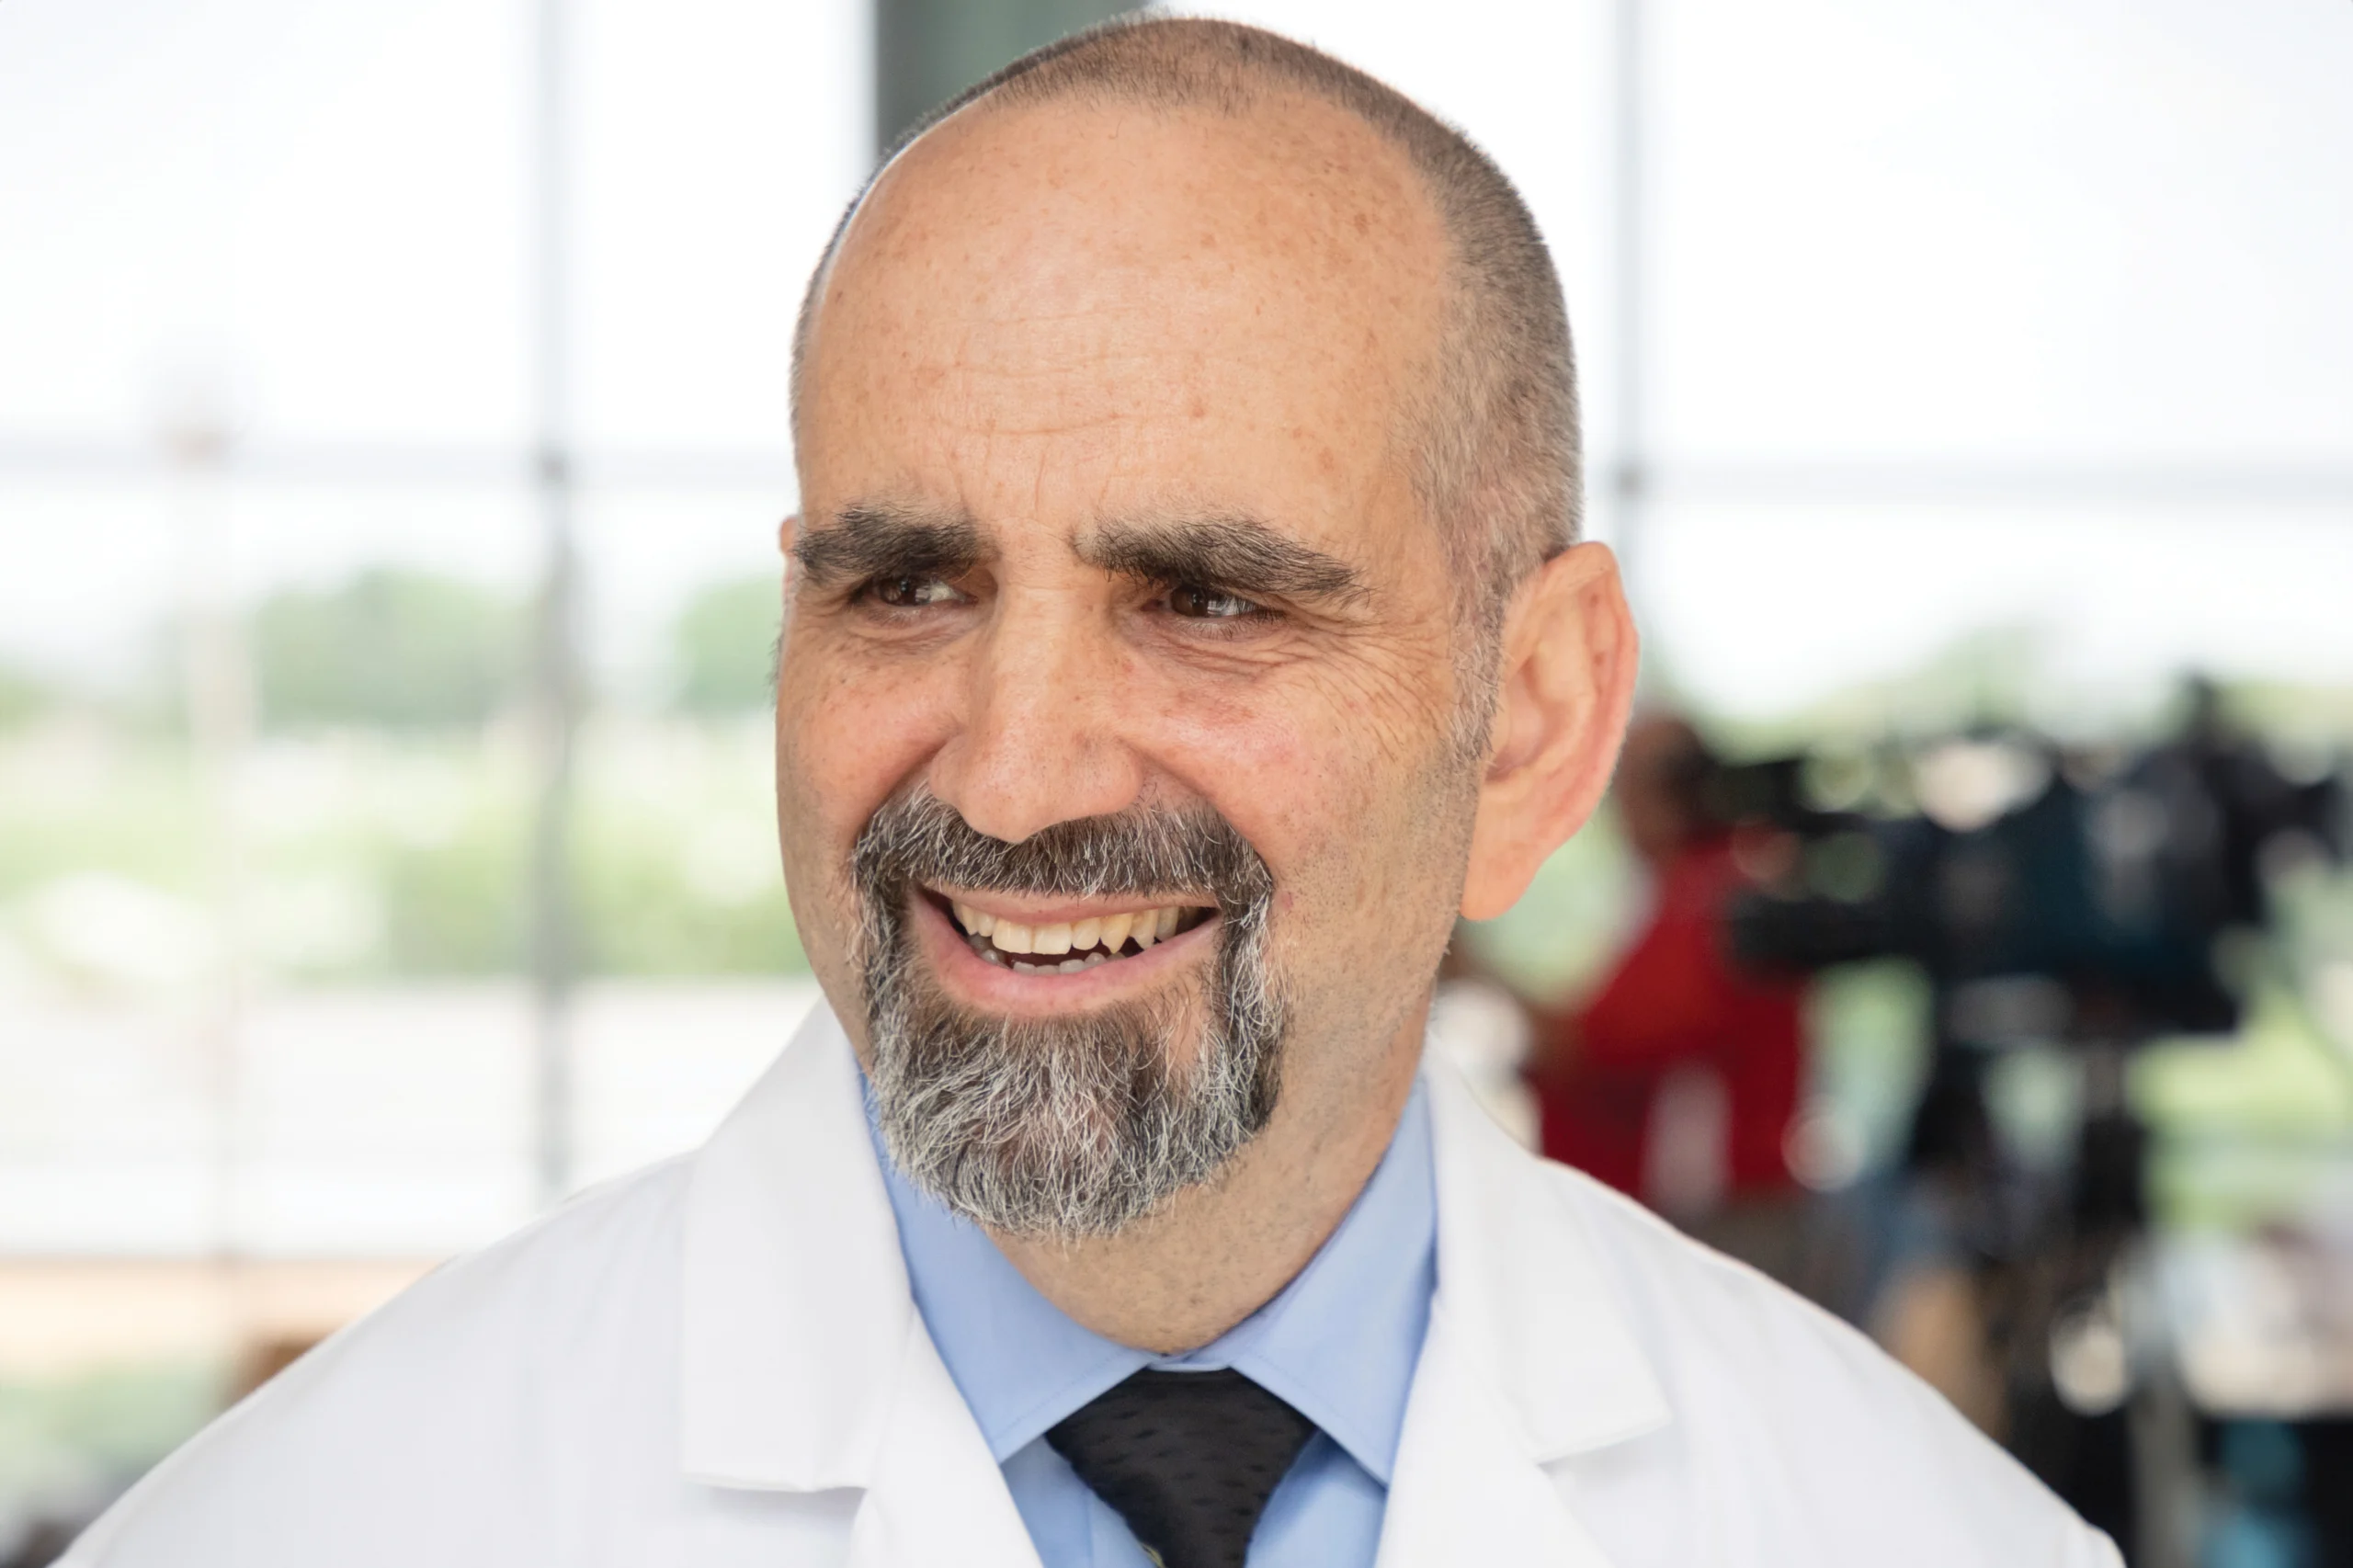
[949,900,1193,959]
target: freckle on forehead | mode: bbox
[800,96,1450,566]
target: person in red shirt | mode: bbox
[1528,715,1811,1281]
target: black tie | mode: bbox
[1045,1368,1317,1568]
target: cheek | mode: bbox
[1208,705,1466,1075]
[1152,687,1341,861]
[1153,662,1465,931]
[774,642,960,891]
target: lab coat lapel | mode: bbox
[680,1006,908,1490]
[1376,1058,1674,1567]
[847,1314,1045,1568]
[1376,1308,1620,1567]
[681,1004,1041,1567]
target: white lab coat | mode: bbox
[65,1003,2117,1567]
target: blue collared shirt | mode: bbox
[869,1078,1438,1568]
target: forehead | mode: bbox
[795,94,1450,562]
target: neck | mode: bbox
[986,1014,1426,1355]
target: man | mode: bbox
[1529,714,1812,1284]
[66,18,2116,1567]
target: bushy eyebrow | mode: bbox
[790,503,987,589]
[1080,514,1370,610]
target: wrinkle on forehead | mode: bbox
[798,93,1451,463]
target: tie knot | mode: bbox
[1045,1368,1318,1568]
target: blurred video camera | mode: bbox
[1715,686,2347,1048]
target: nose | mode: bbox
[926,590,1145,845]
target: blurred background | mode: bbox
[1,1,2348,1562]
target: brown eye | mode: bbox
[1168,584,1261,619]
[869,575,961,608]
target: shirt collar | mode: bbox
[871,1075,1437,1485]
[677,1004,1668,1495]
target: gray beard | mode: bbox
[852,790,1287,1239]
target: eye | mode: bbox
[1166,583,1265,620]
[865,574,965,608]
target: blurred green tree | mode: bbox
[671,573,780,714]
[381,821,528,974]
[577,834,805,974]
[252,568,523,730]
[0,661,51,729]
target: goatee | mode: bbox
[850,788,1286,1239]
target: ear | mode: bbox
[1460,542,1639,920]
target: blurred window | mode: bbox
[4,0,2352,1552]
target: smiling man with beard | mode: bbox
[65,17,2115,1568]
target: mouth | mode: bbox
[928,891,1219,975]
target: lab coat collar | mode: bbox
[1419,1054,1672,1463]
[680,1003,1669,1562]
[680,1004,911,1491]
[1370,1059,1673,1567]
[679,1004,1050,1566]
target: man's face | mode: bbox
[777,97,1476,1233]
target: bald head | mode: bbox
[791,17,1579,655]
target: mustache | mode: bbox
[851,787,1275,916]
